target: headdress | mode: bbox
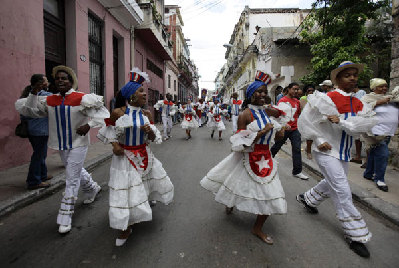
[246,70,271,99]
[120,67,150,100]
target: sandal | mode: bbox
[350,158,362,164]
[251,230,274,245]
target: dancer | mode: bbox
[180,99,199,140]
[154,93,177,140]
[16,65,108,234]
[296,61,377,258]
[201,71,287,245]
[230,92,243,134]
[207,98,227,140]
[196,99,206,127]
[98,68,174,246]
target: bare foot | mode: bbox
[306,152,312,160]
[225,207,233,215]
[251,229,273,245]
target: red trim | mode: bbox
[104,118,115,126]
[327,91,364,114]
[120,144,147,150]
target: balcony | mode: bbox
[98,0,143,28]
[135,2,173,60]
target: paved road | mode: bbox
[1,122,399,267]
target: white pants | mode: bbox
[232,115,239,133]
[57,146,99,226]
[162,116,173,138]
[304,151,371,243]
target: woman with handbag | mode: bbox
[19,74,53,190]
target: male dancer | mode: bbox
[154,93,177,140]
[297,61,376,258]
[230,92,242,133]
[16,65,109,234]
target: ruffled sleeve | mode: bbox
[148,124,162,144]
[170,105,178,116]
[15,94,48,118]
[154,100,163,110]
[97,124,117,144]
[338,101,377,136]
[80,94,110,128]
[230,129,257,152]
[114,114,133,138]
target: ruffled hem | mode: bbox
[230,130,257,152]
[181,118,199,129]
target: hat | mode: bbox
[330,61,364,84]
[370,78,387,91]
[121,68,150,100]
[246,71,271,99]
[319,80,333,87]
[52,65,78,89]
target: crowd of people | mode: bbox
[15,61,399,258]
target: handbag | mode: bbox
[15,119,29,138]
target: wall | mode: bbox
[0,0,46,170]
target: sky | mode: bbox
[164,0,314,93]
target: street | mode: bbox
[1,122,399,268]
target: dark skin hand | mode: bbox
[76,124,90,136]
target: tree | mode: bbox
[300,0,391,86]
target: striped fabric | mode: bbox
[250,108,273,145]
[338,97,356,162]
[124,107,145,146]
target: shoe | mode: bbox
[115,228,132,247]
[219,137,223,141]
[58,224,72,234]
[294,172,309,180]
[350,158,362,164]
[211,132,214,138]
[363,176,373,181]
[42,175,53,182]
[149,200,157,207]
[376,181,388,192]
[360,163,367,169]
[349,241,370,258]
[185,136,190,140]
[27,182,50,190]
[83,185,101,204]
[296,194,318,214]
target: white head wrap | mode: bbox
[370,78,387,91]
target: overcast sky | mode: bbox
[164,0,314,93]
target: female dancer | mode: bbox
[200,71,287,244]
[180,99,199,140]
[98,68,174,246]
[207,99,228,140]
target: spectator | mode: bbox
[319,80,333,93]
[351,87,368,164]
[299,85,316,159]
[276,86,287,103]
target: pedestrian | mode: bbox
[15,65,108,234]
[276,86,287,103]
[296,61,377,258]
[20,74,53,190]
[230,92,243,134]
[200,71,287,245]
[180,99,199,140]
[350,87,368,164]
[98,68,174,246]
[271,82,309,180]
[154,93,177,140]
[361,79,399,192]
[319,79,334,93]
[207,98,227,140]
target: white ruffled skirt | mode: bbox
[200,152,287,215]
[207,117,225,131]
[181,116,199,130]
[108,151,174,231]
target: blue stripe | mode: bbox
[139,111,144,144]
[132,110,137,146]
[347,136,353,161]
[125,107,130,145]
[60,99,67,150]
[344,135,350,161]
[54,106,62,150]
[258,109,268,144]
[235,104,239,115]
[67,106,72,149]
[339,113,349,160]
[250,109,262,129]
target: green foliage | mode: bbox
[300,0,391,86]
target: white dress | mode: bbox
[98,105,174,231]
[200,104,287,215]
[207,104,227,131]
[180,104,199,130]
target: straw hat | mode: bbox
[52,65,78,89]
[330,61,364,85]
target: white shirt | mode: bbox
[371,104,399,136]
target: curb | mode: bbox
[0,152,112,218]
[280,146,399,227]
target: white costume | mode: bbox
[154,100,177,139]
[15,89,109,226]
[195,102,206,127]
[98,105,174,231]
[298,89,376,243]
[230,98,243,133]
[207,104,227,131]
[180,103,199,130]
[201,104,287,215]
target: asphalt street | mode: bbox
[1,121,399,267]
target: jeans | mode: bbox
[364,137,391,183]
[271,129,302,175]
[26,135,48,186]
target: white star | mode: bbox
[255,156,270,172]
[133,153,145,170]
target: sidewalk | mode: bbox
[0,142,112,217]
[279,143,399,226]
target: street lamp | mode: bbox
[223,43,233,48]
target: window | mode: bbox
[147,59,163,78]
[174,80,176,91]
[88,13,104,95]
[168,74,171,88]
